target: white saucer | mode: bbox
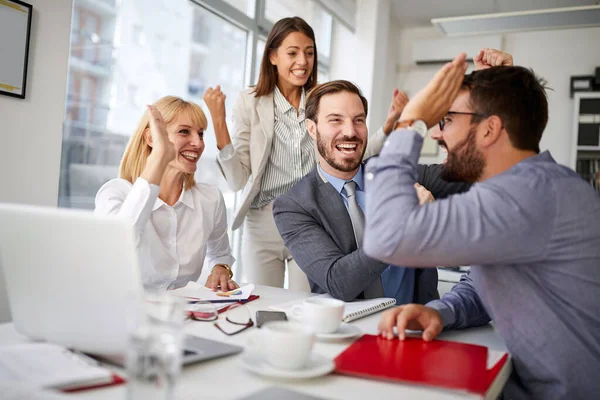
[241,352,335,380]
[315,323,362,341]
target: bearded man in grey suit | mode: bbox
[273,80,469,304]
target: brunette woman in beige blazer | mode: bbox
[204,17,408,290]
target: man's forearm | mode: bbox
[426,271,491,330]
[363,129,549,268]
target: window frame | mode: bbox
[193,0,332,85]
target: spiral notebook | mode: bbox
[270,294,396,323]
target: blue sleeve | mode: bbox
[426,271,491,329]
[363,129,553,268]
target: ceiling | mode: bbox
[390,0,599,27]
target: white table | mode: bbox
[0,285,508,400]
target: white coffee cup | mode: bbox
[292,298,345,334]
[248,321,315,370]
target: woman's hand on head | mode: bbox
[203,86,227,121]
[147,104,176,164]
[474,48,513,70]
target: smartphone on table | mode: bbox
[255,310,287,328]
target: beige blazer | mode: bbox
[217,88,388,230]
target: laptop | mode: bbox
[0,203,242,364]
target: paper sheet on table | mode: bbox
[0,381,71,400]
[487,349,506,369]
[171,282,254,302]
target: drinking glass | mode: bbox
[126,292,185,400]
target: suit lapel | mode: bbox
[255,93,275,175]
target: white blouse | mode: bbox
[95,177,235,290]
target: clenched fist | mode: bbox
[203,85,227,120]
[474,48,513,70]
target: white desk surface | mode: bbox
[0,285,508,400]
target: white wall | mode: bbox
[0,0,73,322]
[0,0,73,206]
[329,20,357,83]
[329,0,397,136]
[395,25,600,166]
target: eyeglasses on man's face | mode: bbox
[438,111,489,132]
[187,302,254,336]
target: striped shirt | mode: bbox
[252,87,316,208]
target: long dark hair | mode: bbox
[252,17,318,97]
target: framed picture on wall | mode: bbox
[0,0,33,99]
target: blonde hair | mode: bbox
[119,96,208,190]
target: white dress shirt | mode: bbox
[95,177,235,290]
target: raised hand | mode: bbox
[399,53,468,129]
[378,304,443,341]
[383,89,410,134]
[203,85,227,121]
[474,48,513,70]
[147,104,175,163]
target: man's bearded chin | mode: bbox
[440,127,485,183]
[316,129,366,172]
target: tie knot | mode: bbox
[344,181,358,197]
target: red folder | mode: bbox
[334,334,510,398]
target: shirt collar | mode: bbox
[523,150,554,164]
[152,186,195,211]
[274,86,306,114]
[317,164,364,195]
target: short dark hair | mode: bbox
[462,66,549,153]
[252,17,318,97]
[305,80,368,122]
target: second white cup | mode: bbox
[248,321,315,370]
[292,298,345,334]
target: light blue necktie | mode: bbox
[343,181,384,299]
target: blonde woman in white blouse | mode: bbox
[95,96,238,291]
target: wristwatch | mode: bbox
[212,264,233,279]
[394,119,428,137]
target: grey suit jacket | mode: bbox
[273,166,442,304]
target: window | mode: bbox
[59,0,334,275]
[132,25,144,46]
[154,34,165,69]
[318,67,330,84]
[222,0,254,18]
[265,0,333,63]
[254,39,266,85]
[127,85,138,107]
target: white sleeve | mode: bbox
[94,178,159,238]
[215,91,253,191]
[205,190,236,270]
